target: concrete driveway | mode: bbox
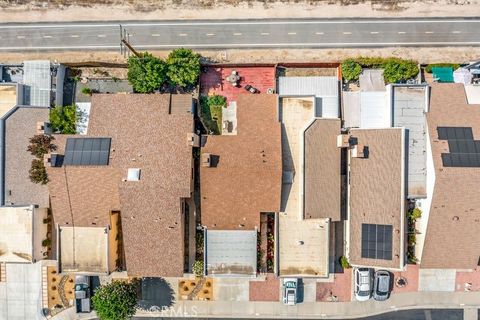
[0,263,43,320]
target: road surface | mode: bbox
[130,308,465,320]
[0,18,479,51]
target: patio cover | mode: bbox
[432,67,454,83]
[205,230,257,277]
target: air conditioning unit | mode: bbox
[186,133,200,147]
[351,144,366,158]
[337,134,350,148]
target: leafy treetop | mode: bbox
[166,48,201,88]
[127,52,167,93]
[92,280,138,320]
[49,105,77,134]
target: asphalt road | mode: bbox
[130,308,465,320]
[0,18,480,51]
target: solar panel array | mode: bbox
[64,138,111,166]
[361,223,393,260]
[438,127,480,167]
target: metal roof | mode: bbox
[22,60,51,107]
[278,76,339,118]
[205,230,257,277]
[392,85,428,198]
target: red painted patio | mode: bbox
[200,66,276,103]
[391,264,419,293]
[456,267,480,292]
[249,274,280,301]
[316,270,352,302]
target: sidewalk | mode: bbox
[135,291,480,319]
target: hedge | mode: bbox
[425,63,460,73]
[341,57,419,83]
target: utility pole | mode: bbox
[119,24,142,58]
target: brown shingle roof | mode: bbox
[348,128,405,269]
[304,118,341,220]
[49,94,194,277]
[422,83,480,269]
[201,94,282,230]
[4,107,50,207]
[48,134,121,227]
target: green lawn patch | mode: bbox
[200,95,226,135]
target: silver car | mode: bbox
[354,268,372,301]
[373,270,391,301]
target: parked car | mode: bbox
[373,270,391,301]
[282,278,298,305]
[75,275,91,313]
[354,268,372,301]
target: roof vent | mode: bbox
[202,153,212,167]
[127,168,141,181]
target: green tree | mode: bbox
[27,134,56,158]
[29,159,48,184]
[166,48,201,88]
[92,281,138,320]
[127,52,167,93]
[341,59,362,81]
[49,105,77,134]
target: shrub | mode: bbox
[425,63,460,73]
[409,207,422,220]
[339,256,351,269]
[341,57,419,83]
[193,260,204,277]
[27,134,56,159]
[42,238,51,247]
[341,58,362,81]
[382,58,419,83]
[127,52,167,93]
[208,94,227,108]
[408,233,416,245]
[50,105,77,134]
[92,281,138,320]
[29,159,48,184]
[81,87,93,95]
[166,48,201,88]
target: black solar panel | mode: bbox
[361,223,393,260]
[438,127,480,167]
[64,138,111,166]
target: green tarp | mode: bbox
[432,67,454,83]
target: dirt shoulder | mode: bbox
[0,47,479,66]
[0,0,479,23]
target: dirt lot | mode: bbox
[0,0,479,22]
[0,47,479,66]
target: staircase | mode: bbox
[0,263,6,282]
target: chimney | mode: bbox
[351,144,366,158]
[336,134,350,148]
[202,153,212,167]
[187,133,200,147]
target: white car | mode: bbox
[282,278,298,305]
[354,268,372,301]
